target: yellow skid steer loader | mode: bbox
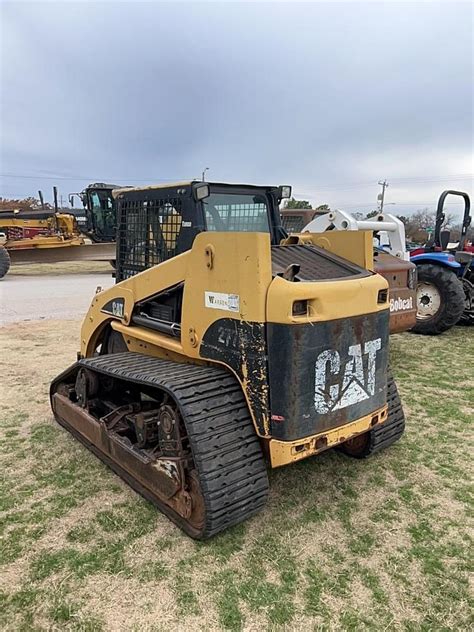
[50,181,404,538]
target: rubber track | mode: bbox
[340,370,405,458]
[77,353,269,539]
[365,370,405,455]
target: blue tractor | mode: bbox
[410,190,472,334]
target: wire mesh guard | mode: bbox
[280,214,305,233]
[117,198,183,281]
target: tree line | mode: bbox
[283,197,464,244]
[1,195,468,245]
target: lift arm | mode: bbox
[303,210,409,261]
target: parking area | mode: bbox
[0,273,113,325]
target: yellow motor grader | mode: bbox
[50,181,405,538]
[0,188,84,278]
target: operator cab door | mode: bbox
[87,190,116,242]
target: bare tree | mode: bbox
[0,196,52,211]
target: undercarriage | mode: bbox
[50,352,269,539]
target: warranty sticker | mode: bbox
[205,292,240,313]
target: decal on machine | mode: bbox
[390,296,414,312]
[101,297,125,318]
[205,291,240,313]
[314,338,382,414]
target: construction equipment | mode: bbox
[69,183,123,243]
[0,233,10,279]
[300,209,417,333]
[302,192,472,334]
[7,241,116,268]
[0,188,85,278]
[409,190,472,330]
[0,187,120,277]
[50,181,405,538]
[0,209,83,249]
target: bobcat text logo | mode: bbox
[314,338,382,414]
[390,296,413,312]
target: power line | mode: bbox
[1,172,473,188]
[306,176,473,191]
[337,201,466,209]
[0,173,183,183]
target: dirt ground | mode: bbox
[0,320,473,631]
[9,261,112,276]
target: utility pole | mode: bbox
[377,180,389,212]
[202,167,209,181]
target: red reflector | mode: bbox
[271,414,285,422]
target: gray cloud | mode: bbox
[1,1,472,214]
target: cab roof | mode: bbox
[112,181,278,199]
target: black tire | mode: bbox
[103,329,128,354]
[339,370,405,459]
[412,263,465,335]
[0,246,11,279]
[457,277,473,326]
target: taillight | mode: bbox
[378,289,388,304]
[292,300,308,316]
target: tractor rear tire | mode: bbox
[0,246,11,279]
[412,263,464,335]
[457,277,473,326]
[339,370,405,459]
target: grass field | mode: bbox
[0,321,473,631]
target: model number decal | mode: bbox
[314,338,382,414]
[205,292,240,313]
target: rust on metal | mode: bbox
[51,390,203,517]
[268,405,388,467]
[374,252,417,333]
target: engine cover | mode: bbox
[267,310,389,440]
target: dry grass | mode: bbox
[1,321,473,631]
[9,261,112,276]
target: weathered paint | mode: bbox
[200,318,270,436]
[267,310,389,440]
[268,405,388,467]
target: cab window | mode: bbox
[203,193,270,233]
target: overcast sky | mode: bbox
[1,1,472,215]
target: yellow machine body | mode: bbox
[80,230,389,467]
[50,181,404,539]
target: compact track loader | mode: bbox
[50,181,405,538]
